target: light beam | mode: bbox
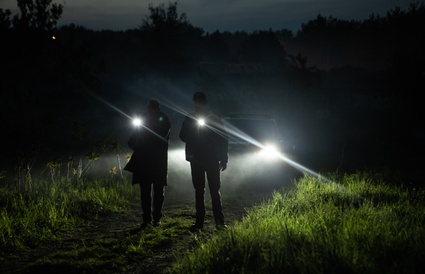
[87,92,329,182]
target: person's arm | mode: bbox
[158,112,171,139]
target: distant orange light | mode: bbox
[52,36,56,40]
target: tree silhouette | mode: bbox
[0,8,12,30]
[202,30,231,63]
[287,52,319,91]
[12,0,63,30]
[1,1,103,166]
[238,30,288,72]
[139,2,204,75]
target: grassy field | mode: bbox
[170,172,425,274]
[0,168,424,273]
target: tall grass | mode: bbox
[0,176,136,251]
[170,172,425,274]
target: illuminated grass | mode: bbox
[0,177,136,251]
[22,216,192,273]
[169,172,425,274]
[0,173,194,272]
[1,170,424,273]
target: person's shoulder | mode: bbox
[159,111,169,118]
[181,114,192,123]
[210,109,223,119]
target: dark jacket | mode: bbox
[179,107,228,165]
[124,111,171,185]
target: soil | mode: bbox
[0,176,292,274]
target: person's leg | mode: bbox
[152,183,165,225]
[139,183,152,227]
[190,162,206,229]
[206,163,225,228]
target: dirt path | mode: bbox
[0,183,283,274]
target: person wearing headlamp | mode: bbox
[179,91,229,231]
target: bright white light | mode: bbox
[198,118,205,126]
[258,144,281,160]
[132,117,142,127]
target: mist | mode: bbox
[1,3,424,186]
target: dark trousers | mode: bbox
[139,183,165,222]
[190,161,224,226]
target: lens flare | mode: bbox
[258,144,281,160]
[86,92,329,183]
[132,117,142,127]
[198,118,205,126]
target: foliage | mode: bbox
[294,2,425,74]
[1,1,105,174]
[139,1,204,73]
[1,166,423,273]
[141,1,190,32]
[0,168,193,273]
[2,2,423,167]
[238,30,288,72]
[11,0,63,30]
[0,176,135,251]
[0,8,12,30]
[170,172,425,273]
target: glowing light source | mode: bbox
[132,117,142,127]
[198,118,205,126]
[85,92,329,182]
[258,144,281,160]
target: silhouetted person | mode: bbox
[124,99,171,229]
[179,92,229,231]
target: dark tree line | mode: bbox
[1,1,424,177]
[2,1,423,97]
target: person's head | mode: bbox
[192,92,207,106]
[147,99,160,113]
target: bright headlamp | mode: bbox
[197,118,206,126]
[132,117,142,127]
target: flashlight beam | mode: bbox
[86,91,169,143]
[87,92,329,182]
[222,120,330,182]
[160,97,329,182]
[141,124,170,143]
[87,91,133,120]
[276,154,330,182]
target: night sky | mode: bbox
[1,0,414,32]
